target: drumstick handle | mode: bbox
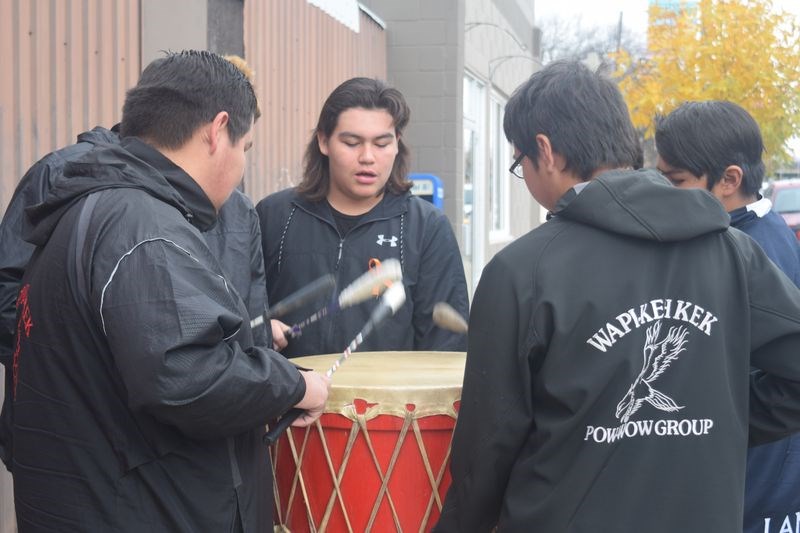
[263,333,362,446]
[250,274,336,328]
[263,408,303,446]
[263,284,406,447]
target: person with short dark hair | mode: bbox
[256,77,468,357]
[655,100,800,287]
[8,50,329,532]
[656,100,800,532]
[435,61,800,532]
[0,56,272,475]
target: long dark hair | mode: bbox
[297,77,412,201]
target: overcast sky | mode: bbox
[535,0,800,157]
[536,0,800,30]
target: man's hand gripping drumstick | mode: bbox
[264,282,407,445]
[291,370,331,427]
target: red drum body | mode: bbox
[272,351,465,533]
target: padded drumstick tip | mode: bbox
[432,302,468,334]
[382,281,406,312]
[338,258,403,308]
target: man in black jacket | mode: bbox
[0,62,273,474]
[256,77,469,358]
[436,61,800,532]
[8,50,329,532]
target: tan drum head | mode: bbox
[292,351,466,419]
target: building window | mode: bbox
[489,95,510,238]
[462,74,486,291]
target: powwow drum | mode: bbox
[272,351,466,533]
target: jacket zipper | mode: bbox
[291,199,403,274]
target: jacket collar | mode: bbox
[291,189,410,225]
[122,138,217,231]
[729,197,772,228]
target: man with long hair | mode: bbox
[256,77,468,357]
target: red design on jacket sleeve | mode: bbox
[13,284,33,399]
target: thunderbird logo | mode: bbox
[615,320,689,423]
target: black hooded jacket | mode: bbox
[436,169,800,533]
[0,128,119,369]
[256,188,469,358]
[10,138,304,532]
[0,127,271,470]
[0,127,120,471]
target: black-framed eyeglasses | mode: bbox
[509,153,525,179]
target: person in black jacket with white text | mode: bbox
[256,78,468,358]
[9,50,329,533]
[435,61,800,533]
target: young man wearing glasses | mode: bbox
[435,61,800,532]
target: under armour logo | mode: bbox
[376,234,398,247]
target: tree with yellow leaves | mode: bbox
[613,0,800,169]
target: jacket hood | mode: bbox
[556,169,729,242]
[24,140,188,246]
[75,125,120,146]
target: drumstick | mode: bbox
[263,282,407,446]
[284,258,402,338]
[432,302,468,334]
[250,274,336,328]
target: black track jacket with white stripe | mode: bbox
[0,128,271,471]
[10,137,304,532]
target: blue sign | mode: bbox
[409,173,443,209]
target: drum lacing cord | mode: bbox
[280,412,361,533]
[363,412,410,532]
[361,409,453,531]
[415,417,455,524]
[317,420,360,532]
[282,425,315,529]
[276,407,453,532]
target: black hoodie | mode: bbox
[0,128,271,466]
[437,169,800,532]
[0,127,119,471]
[10,138,304,532]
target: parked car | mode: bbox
[764,178,800,240]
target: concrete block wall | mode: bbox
[360,0,466,235]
